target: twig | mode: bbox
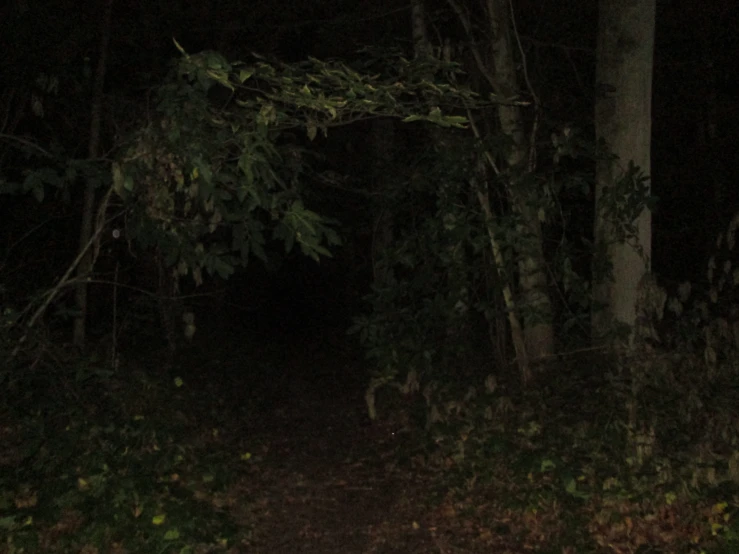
[11,186,121,357]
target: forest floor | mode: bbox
[10,312,729,552]
[185,321,481,554]
[2,316,516,554]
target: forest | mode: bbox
[1,0,739,552]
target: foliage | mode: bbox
[660,212,739,368]
[0,348,254,553]
[114,46,479,288]
[365,212,739,552]
[353,123,600,417]
[349,163,739,551]
[378,348,739,553]
[350,134,497,401]
[0,45,482,355]
[0,63,110,202]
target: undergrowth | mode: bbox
[364,350,739,553]
[353,204,739,552]
[0,347,253,554]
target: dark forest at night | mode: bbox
[1,0,739,551]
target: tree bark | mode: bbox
[486,0,553,363]
[408,0,555,383]
[593,0,656,344]
[369,118,396,288]
[73,0,114,348]
[444,0,554,375]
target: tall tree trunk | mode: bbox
[73,0,113,348]
[592,0,655,344]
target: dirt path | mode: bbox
[188,324,445,553]
[235,400,432,553]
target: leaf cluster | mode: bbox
[0,355,251,553]
[114,45,481,286]
[387,349,739,552]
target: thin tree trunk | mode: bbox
[592,0,655,344]
[411,0,430,59]
[370,118,395,288]
[410,0,555,384]
[73,0,114,348]
[475,181,530,383]
[444,0,554,377]
[485,0,553,363]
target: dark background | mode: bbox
[1,0,738,341]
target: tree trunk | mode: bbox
[369,118,396,288]
[73,0,113,348]
[592,0,656,344]
[409,0,557,383]
[442,0,554,379]
[486,0,553,363]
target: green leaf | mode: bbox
[163,528,181,540]
[312,244,332,258]
[0,515,17,529]
[32,183,44,202]
[213,258,234,279]
[306,123,317,141]
[239,69,253,83]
